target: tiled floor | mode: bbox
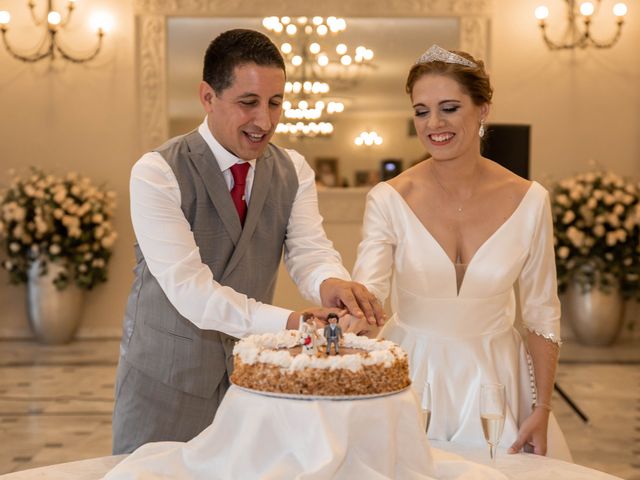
[0,338,638,478]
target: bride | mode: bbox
[352,45,572,461]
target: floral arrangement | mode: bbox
[551,171,640,300]
[0,168,117,290]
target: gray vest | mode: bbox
[120,130,298,398]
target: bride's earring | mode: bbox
[478,120,485,138]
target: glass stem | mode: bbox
[489,444,496,461]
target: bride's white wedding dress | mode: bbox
[353,181,572,461]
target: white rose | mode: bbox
[53,190,67,204]
[9,242,21,253]
[4,260,14,270]
[587,198,597,209]
[49,244,61,255]
[606,214,620,227]
[30,244,40,255]
[567,226,584,248]
[562,210,575,224]
[92,258,105,268]
[13,206,26,222]
[558,246,570,259]
[593,190,604,200]
[92,213,104,224]
[78,264,88,273]
[101,234,116,249]
[613,204,625,216]
[569,189,582,201]
[593,224,605,237]
[616,229,627,242]
[71,185,81,197]
[604,194,615,205]
[24,185,36,197]
[556,194,569,206]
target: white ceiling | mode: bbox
[167,17,459,120]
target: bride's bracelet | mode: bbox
[533,402,552,412]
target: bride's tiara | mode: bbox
[416,45,477,68]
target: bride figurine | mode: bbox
[299,313,318,355]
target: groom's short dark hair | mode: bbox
[203,29,286,94]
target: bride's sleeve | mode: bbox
[352,187,396,304]
[518,189,562,345]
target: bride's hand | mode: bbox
[508,407,550,456]
[339,314,379,337]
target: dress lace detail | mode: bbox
[525,326,563,346]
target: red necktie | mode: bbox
[230,162,251,226]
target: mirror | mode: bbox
[135,1,491,171]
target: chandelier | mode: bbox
[263,16,374,137]
[534,1,628,49]
[354,131,383,147]
[0,1,113,63]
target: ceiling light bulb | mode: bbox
[291,55,302,66]
[317,54,329,66]
[340,55,352,66]
[364,49,374,60]
[579,2,595,16]
[613,2,627,16]
[336,43,347,55]
[286,24,297,35]
[90,11,113,33]
[281,43,292,54]
[47,11,62,25]
[534,5,549,20]
[297,16,307,24]
[316,24,328,36]
[281,16,291,24]
[309,42,321,54]
[312,16,323,25]
[0,11,10,25]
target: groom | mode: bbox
[112,29,385,454]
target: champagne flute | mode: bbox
[422,381,432,433]
[480,383,506,461]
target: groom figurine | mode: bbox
[112,29,385,454]
[324,313,343,355]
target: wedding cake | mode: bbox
[230,330,410,396]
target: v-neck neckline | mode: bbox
[381,181,536,296]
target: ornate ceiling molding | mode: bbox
[135,0,492,151]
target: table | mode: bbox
[0,386,622,480]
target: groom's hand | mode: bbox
[319,278,386,326]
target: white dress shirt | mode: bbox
[129,119,350,338]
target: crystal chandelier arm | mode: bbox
[53,30,104,63]
[588,19,624,48]
[60,1,76,28]
[538,22,586,50]
[27,0,47,26]
[0,27,54,62]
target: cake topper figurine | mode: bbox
[324,313,343,355]
[299,313,318,355]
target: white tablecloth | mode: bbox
[0,386,621,480]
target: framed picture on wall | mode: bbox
[315,158,339,187]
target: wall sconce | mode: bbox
[354,131,383,146]
[534,1,627,50]
[0,1,113,63]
